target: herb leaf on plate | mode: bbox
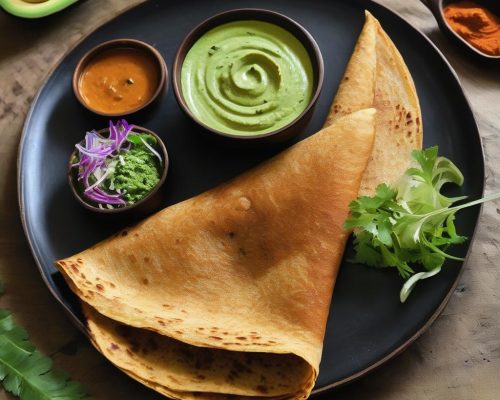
[0,286,88,400]
[345,146,500,302]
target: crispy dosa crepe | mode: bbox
[324,11,422,195]
[84,304,311,400]
[56,109,376,399]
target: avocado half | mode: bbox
[0,0,78,18]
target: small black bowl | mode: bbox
[172,8,324,144]
[68,125,169,216]
[73,39,168,117]
[421,0,500,64]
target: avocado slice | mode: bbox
[0,0,78,18]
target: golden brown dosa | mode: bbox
[324,11,423,195]
[56,108,376,399]
[84,304,312,400]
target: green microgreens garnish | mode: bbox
[344,146,500,302]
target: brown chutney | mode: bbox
[78,47,160,115]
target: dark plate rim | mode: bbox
[16,0,485,396]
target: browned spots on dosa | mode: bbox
[196,374,206,380]
[142,278,149,285]
[162,304,173,309]
[126,349,134,357]
[80,273,86,279]
[121,230,128,237]
[144,256,150,263]
[110,343,120,350]
[109,282,116,288]
[59,261,66,266]
[71,264,79,273]
[76,258,83,264]
[236,336,247,341]
[96,284,104,291]
[268,340,277,344]
[209,336,222,340]
[167,375,180,384]
[175,330,183,335]
[157,320,166,326]
[233,360,252,374]
[197,327,204,331]
[128,254,137,263]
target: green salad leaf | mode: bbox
[345,146,500,302]
[0,285,88,399]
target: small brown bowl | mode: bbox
[421,0,500,64]
[68,125,169,216]
[172,8,324,144]
[73,39,168,117]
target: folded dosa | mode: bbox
[56,109,376,399]
[324,11,422,195]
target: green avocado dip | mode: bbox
[181,20,314,136]
[73,120,163,209]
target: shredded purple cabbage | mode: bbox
[73,120,134,207]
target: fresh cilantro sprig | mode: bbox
[0,283,89,399]
[344,146,500,302]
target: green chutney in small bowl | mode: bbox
[173,9,324,142]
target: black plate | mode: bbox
[18,0,484,397]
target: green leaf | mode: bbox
[0,310,89,400]
[126,132,156,146]
[400,267,442,303]
[346,146,500,302]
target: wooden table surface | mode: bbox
[1,1,499,399]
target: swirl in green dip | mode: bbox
[181,20,314,136]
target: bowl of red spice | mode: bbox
[421,0,500,63]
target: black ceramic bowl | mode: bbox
[172,8,324,144]
[73,39,168,117]
[68,125,169,216]
[421,0,500,64]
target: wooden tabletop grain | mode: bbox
[0,1,499,399]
